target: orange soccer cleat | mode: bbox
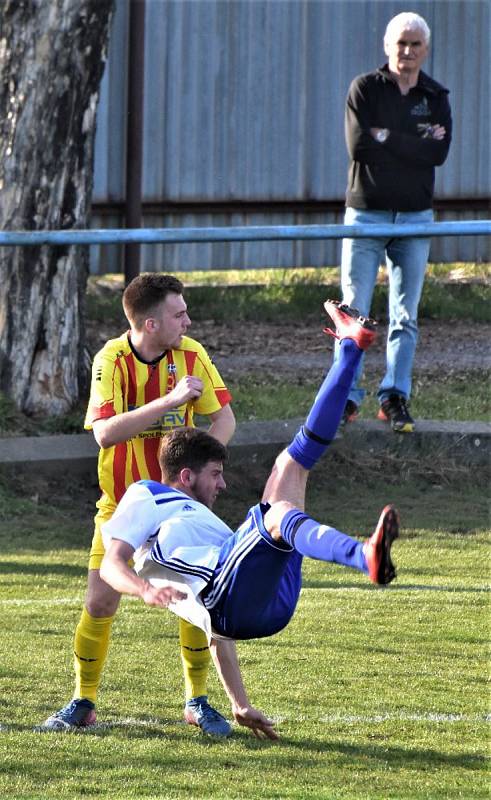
[363,505,399,585]
[323,299,378,351]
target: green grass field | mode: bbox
[224,367,490,426]
[0,458,489,800]
[87,266,491,324]
[0,266,489,797]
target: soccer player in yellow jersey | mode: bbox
[42,273,236,736]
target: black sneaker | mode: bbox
[377,394,414,433]
[341,399,359,426]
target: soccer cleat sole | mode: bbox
[393,422,414,433]
[366,505,399,585]
[377,408,415,433]
[184,708,200,728]
[323,299,378,350]
[37,709,97,732]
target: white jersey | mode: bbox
[102,479,234,639]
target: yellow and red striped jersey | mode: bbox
[84,332,231,514]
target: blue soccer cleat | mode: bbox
[184,695,232,738]
[40,698,97,731]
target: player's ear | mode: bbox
[179,467,194,489]
[144,317,158,333]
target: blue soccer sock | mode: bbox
[280,508,368,574]
[287,338,362,470]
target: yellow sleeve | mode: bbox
[84,340,126,430]
[186,340,232,416]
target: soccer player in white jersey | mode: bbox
[100,301,399,739]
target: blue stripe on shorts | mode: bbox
[201,503,303,640]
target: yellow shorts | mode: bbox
[88,509,115,571]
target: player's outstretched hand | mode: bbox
[141,583,187,608]
[233,705,279,740]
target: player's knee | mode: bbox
[264,500,297,542]
[85,570,120,617]
[85,594,120,618]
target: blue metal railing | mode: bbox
[0,220,489,247]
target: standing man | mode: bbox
[337,11,452,432]
[42,273,235,737]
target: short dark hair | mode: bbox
[159,428,228,483]
[122,273,184,327]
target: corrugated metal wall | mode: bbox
[91,0,490,272]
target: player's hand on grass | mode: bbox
[233,705,279,740]
[140,583,187,608]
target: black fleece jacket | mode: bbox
[345,64,452,211]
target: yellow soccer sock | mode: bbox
[74,607,114,703]
[179,618,211,702]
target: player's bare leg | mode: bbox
[262,301,398,586]
[263,300,377,511]
[261,449,308,510]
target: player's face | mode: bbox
[188,461,226,508]
[385,25,428,76]
[150,293,191,349]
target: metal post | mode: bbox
[0,221,489,247]
[124,0,145,285]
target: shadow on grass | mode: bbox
[1,720,487,778]
[2,720,197,745]
[301,578,490,594]
[0,560,86,578]
[269,737,489,772]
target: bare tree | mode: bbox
[0,0,114,414]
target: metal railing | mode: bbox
[0,220,489,247]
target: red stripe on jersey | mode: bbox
[192,352,231,408]
[144,364,162,405]
[166,350,176,394]
[87,400,115,423]
[112,442,128,502]
[184,350,197,374]
[115,356,127,406]
[215,387,233,406]
[124,353,137,408]
[144,437,161,481]
[130,449,140,484]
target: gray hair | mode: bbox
[384,12,431,46]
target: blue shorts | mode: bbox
[201,503,303,640]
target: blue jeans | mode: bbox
[335,207,433,406]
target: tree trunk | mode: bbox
[0,0,114,414]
